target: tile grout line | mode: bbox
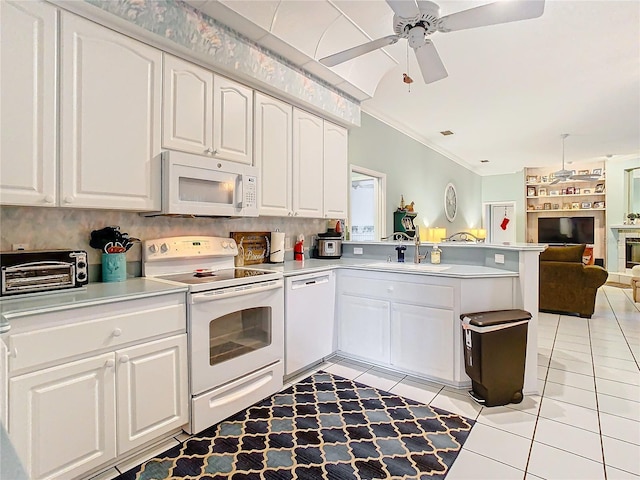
[522,312,560,478]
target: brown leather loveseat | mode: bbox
[539,244,608,318]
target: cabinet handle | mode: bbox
[288,211,292,216]
[44,195,54,204]
[205,148,214,154]
[119,355,129,364]
[9,347,17,358]
[64,196,74,204]
[105,359,115,368]
[387,286,394,293]
[112,328,122,337]
[294,212,298,216]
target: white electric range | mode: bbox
[142,236,284,434]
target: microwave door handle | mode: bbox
[236,175,244,209]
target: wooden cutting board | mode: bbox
[230,231,270,265]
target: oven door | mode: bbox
[188,279,283,396]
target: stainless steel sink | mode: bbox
[366,262,451,272]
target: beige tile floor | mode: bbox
[98,286,639,480]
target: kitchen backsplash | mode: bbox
[0,206,328,270]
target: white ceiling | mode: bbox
[186,0,640,175]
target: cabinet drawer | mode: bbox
[9,304,185,373]
[340,276,454,309]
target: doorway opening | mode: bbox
[349,166,386,241]
[483,202,517,244]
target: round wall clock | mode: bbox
[444,183,457,222]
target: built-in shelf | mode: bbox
[528,208,606,213]
[526,194,605,199]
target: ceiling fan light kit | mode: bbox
[319,0,545,84]
[550,134,603,185]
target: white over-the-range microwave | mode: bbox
[150,150,259,217]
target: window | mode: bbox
[349,165,386,242]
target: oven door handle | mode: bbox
[190,280,282,304]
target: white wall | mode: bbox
[348,113,482,237]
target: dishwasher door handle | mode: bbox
[291,276,330,289]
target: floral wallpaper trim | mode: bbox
[84,0,360,126]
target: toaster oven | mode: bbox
[0,250,88,297]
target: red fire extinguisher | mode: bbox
[294,234,304,261]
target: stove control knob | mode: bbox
[160,243,169,253]
[222,241,229,249]
[148,244,157,254]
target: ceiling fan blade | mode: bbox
[386,0,419,18]
[319,35,400,67]
[414,40,448,84]
[438,0,545,33]
[550,178,561,185]
[570,174,602,181]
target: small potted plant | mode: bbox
[627,213,638,225]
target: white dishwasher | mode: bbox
[285,270,336,375]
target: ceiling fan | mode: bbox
[319,0,545,84]
[550,134,602,184]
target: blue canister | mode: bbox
[102,253,127,282]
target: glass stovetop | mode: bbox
[156,268,272,285]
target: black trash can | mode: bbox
[461,309,532,407]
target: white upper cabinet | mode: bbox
[323,122,348,218]
[162,54,213,156]
[0,1,57,207]
[254,93,293,216]
[293,108,324,218]
[60,12,162,211]
[213,76,253,164]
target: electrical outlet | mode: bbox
[494,253,505,264]
[353,247,364,255]
[12,243,29,251]
[285,237,291,250]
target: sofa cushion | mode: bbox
[539,244,586,263]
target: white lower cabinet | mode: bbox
[338,296,390,364]
[6,292,188,480]
[390,303,454,380]
[10,353,117,480]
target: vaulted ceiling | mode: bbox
[186,0,640,175]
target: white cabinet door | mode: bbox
[254,92,293,216]
[0,1,57,207]
[213,76,253,164]
[292,109,324,218]
[390,303,454,381]
[323,122,348,219]
[338,295,390,364]
[162,54,213,155]
[60,12,162,211]
[285,271,336,375]
[9,353,116,480]
[0,336,7,427]
[116,335,187,454]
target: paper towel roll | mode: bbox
[270,232,285,263]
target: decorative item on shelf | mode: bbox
[442,231,483,243]
[543,203,552,210]
[550,190,559,196]
[538,187,547,196]
[574,187,580,195]
[581,202,592,209]
[406,201,415,212]
[424,227,447,243]
[526,175,538,184]
[552,204,560,210]
[563,203,571,210]
[566,186,575,195]
[469,228,487,241]
[540,176,548,183]
[527,186,537,196]
[583,189,591,194]
[627,213,638,225]
[535,205,543,210]
[571,202,580,209]
[578,170,589,175]
[561,188,567,195]
[89,225,139,283]
[592,168,603,176]
[528,204,535,210]
[595,183,605,193]
[593,201,605,209]
[398,195,406,211]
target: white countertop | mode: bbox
[344,240,547,251]
[0,278,187,331]
[255,258,518,278]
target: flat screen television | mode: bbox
[538,217,595,245]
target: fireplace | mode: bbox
[626,237,640,269]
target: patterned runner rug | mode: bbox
[116,371,474,480]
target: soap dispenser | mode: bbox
[430,245,442,264]
[395,245,407,263]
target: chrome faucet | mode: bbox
[414,226,427,264]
